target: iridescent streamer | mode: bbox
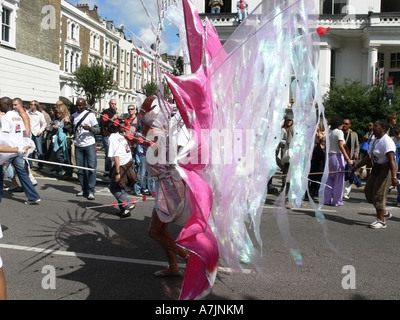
[152,0,342,298]
[209,0,315,271]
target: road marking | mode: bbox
[0,243,252,274]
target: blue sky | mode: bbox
[73,0,180,54]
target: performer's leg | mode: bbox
[149,209,188,275]
[0,265,6,300]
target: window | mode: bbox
[0,2,18,48]
[1,8,10,42]
[321,0,347,15]
[105,41,109,57]
[378,52,384,69]
[64,48,81,73]
[381,0,400,12]
[71,23,76,40]
[66,20,80,46]
[390,53,400,69]
[65,50,70,72]
[90,32,100,51]
[112,45,117,60]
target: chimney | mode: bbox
[76,3,90,11]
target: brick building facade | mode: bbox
[0,0,173,113]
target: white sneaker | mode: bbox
[87,193,95,200]
[25,199,41,205]
[384,212,392,219]
[369,220,386,229]
[343,195,349,200]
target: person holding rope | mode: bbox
[107,117,138,218]
[0,97,41,205]
[324,116,353,207]
[72,98,100,200]
[350,120,398,229]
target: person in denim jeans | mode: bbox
[0,97,41,205]
[135,139,150,195]
[72,98,100,200]
[236,0,248,22]
[27,100,46,169]
[107,119,138,218]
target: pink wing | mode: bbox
[164,0,224,300]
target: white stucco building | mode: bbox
[197,0,400,98]
[2,0,400,108]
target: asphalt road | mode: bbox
[1,153,400,307]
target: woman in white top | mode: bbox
[351,120,398,229]
[324,116,353,206]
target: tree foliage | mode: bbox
[142,81,157,97]
[142,81,171,97]
[323,79,400,139]
[172,56,184,76]
[72,63,114,107]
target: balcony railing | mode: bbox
[200,12,400,30]
[199,13,238,26]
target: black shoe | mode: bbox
[142,189,151,196]
[118,210,131,218]
[60,173,73,180]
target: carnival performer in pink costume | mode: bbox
[139,96,191,277]
[141,0,325,300]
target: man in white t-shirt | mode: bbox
[27,100,47,169]
[72,98,100,200]
[108,118,138,218]
[0,97,41,205]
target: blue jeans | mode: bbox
[133,162,142,194]
[29,135,44,167]
[211,8,220,13]
[55,147,73,175]
[237,10,247,21]
[75,144,97,195]
[109,169,129,212]
[136,155,147,191]
[137,155,156,192]
[102,136,111,173]
[11,156,41,201]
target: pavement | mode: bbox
[2,153,400,303]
